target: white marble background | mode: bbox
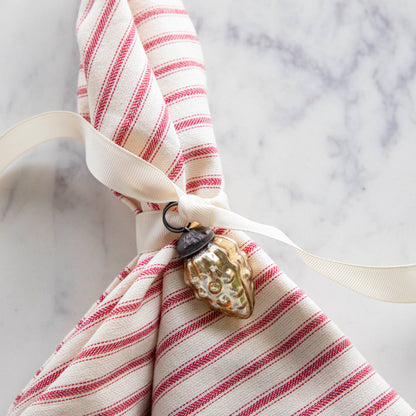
[1,0,415,412]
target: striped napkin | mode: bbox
[8,0,414,414]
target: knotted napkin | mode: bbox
[6,0,415,414]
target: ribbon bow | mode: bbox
[2,111,416,303]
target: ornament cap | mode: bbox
[177,225,215,258]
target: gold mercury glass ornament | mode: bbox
[162,201,255,319]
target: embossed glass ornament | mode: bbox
[162,201,255,318]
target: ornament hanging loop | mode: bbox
[162,201,191,233]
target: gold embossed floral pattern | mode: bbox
[183,235,254,318]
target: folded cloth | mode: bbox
[7,0,415,414]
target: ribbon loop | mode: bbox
[2,111,416,303]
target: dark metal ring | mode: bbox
[162,201,191,233]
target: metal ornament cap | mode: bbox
[176,225,215,258]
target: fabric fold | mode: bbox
[8,0,414,415]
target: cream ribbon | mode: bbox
[1,111,416,303]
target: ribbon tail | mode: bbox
[0,111,183,204]
[211,207,416,303]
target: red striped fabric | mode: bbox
[8,0,414,415]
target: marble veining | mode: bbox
[1,0,416,411]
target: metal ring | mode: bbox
[162,201,191,233]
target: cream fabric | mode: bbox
[2,111,416,303]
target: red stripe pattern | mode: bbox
[7,0,414,415]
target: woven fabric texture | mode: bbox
[8,0,414,415]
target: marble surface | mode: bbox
[1,0,416,412]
